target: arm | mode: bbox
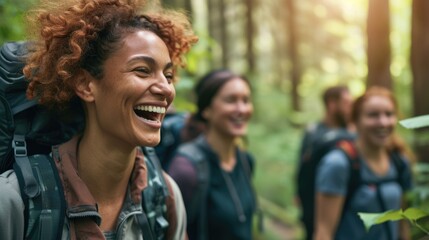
[0,170,25,240]
[314,193,345,240]
[314,150,350,240]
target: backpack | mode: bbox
[297,124,406,239]
[174,135,263,240]
[0,41,169,240]
[297,124,356,239]
[155,111,188,170]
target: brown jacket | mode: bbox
[0,136,187,240]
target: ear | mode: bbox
[327,100,337,112]
[202,107,211,120]
[75,71,96,103]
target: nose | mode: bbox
[378,114,395,127]
[236,100,253,114]
[151,75,175,99]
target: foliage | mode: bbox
[400,115,429,129]
[359,208,429,235]
[0,0,36,44]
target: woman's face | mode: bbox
[87,30,175,147]
[203,78,253,138]
[357,95,396,148]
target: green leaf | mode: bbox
[358,213,382,231]
[403,208,429,221]
[399,115,429,129]
[375,209,404,223]
[358,210,404,231]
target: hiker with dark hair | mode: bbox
[167,69,257,240]
[299,85,354,158]
[314,87,413,240]
[0,0,197,239]
[296,85,355,239]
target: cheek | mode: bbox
[247,104,254,116]
[167,85,176,103]
[356,118,372,131]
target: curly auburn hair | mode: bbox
[23,0,198,109]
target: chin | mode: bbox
[138,136,160,147]
[230,131,247,138]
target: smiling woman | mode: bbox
[314,86,414,240]
[0,0,197,239]
[168,69,257,240]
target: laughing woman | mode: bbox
[0,0,197,239]
[314,86,413,240]
[168,69,257,240]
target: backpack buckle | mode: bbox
[13,135,27,157]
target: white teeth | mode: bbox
[134,105,166,114]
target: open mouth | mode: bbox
[133,105,166,122]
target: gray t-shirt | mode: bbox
[316,149,412,240]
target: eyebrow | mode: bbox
[128,56,173,70]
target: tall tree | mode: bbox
[219,0,229,67]
[286,0,301,111]
[411,0,429,162]
[366,0,392,89]
[245,0,256,73]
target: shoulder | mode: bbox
[316,149,351,195]
[0,170,25,239]
[319,149,351,170]
[169,137,208,176]
[163,173,187,240]
[391,152,413,190]
[0,170,23,205]
[239,149,255,173]
[174,137,206,162]
[168,154,198,184]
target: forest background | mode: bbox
[2,0,429,239]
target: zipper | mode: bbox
[115,210,143,240]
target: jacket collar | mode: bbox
[51,135,148,238]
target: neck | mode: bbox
[356,138,387,162]
[323,116,339,128]
[205,129,237,170]
[77,128,136,203]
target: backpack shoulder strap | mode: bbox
[335,140,361,207]
[238,150,264,232]
[13,154,65,240]
[389,151,407,190]
[175,136,209,240]
[139,147,169,240]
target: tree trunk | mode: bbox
[245,0,256,73]
[219,0,228,68]
[286,0,301,111]
[366,0,392,89]
[411,0,429,162]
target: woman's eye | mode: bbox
[385,111,395,117]
[243,96,251,104]
[135,67,150,75]
[224,96,236,103]
[164,72,174,83]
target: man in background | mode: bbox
[296,85,355,240]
